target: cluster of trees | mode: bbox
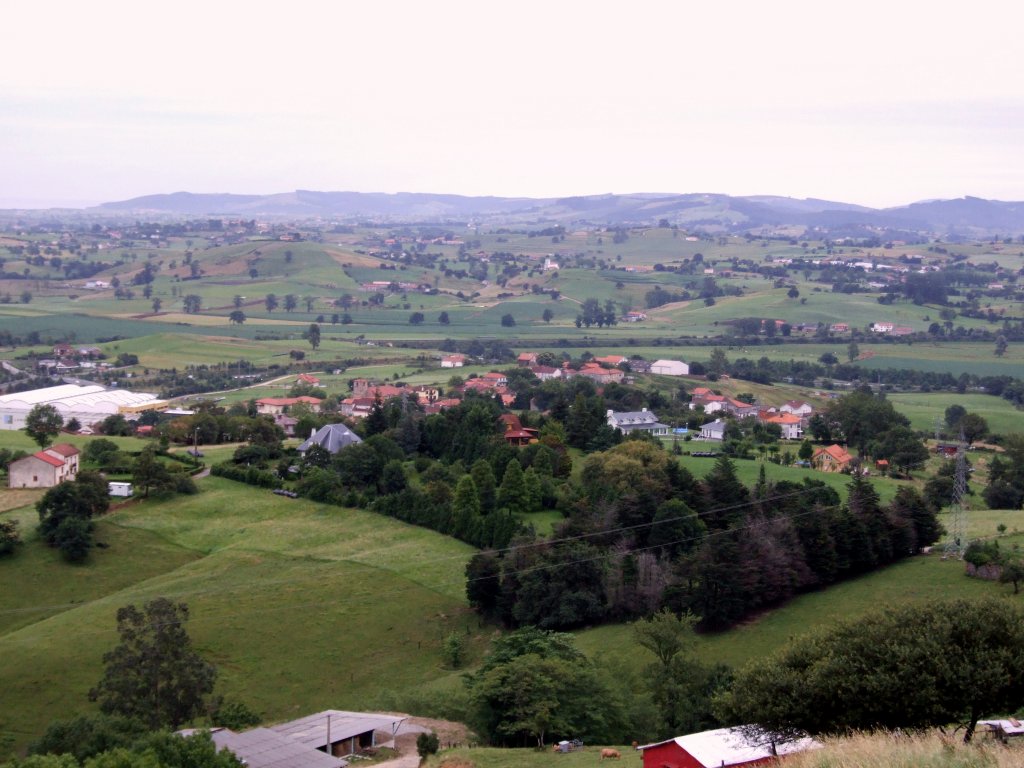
[5,597,259,767]
[36,472,110,562]
[718,600,1024,743]
[467,445,942,631]
[574,298,618,328]
[983,434,1024,510]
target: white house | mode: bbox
[606,409,670,436]
[440,354,466,368]
[699,419,727,441]
[651,359,690,376]
[780,400,814,418]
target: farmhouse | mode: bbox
[0,384,166,431]
[441,353,466,368]
[638,727,820,768]
[606,408,669,436]
[8,444,80,488]
[516,352,538,366]
[296,373,321,386]
[297,424,363,455]
[255,396,323,416]
[813,444,853,472]
[593,355,627,367]
[651,359,690,376]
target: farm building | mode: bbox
[269,710,406,758]
[638,726,820,768]
[441,354,467,368]
[607,408,669,436]
[178,727,347,768]
[298,424,362,455]
[651,359,690,376]
[0,384,165,431]
[8,444,80,488]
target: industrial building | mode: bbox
[0,384,166,431]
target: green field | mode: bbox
[0,479,482,750]
[887,392,1024,435]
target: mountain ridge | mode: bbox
[83,190,1024,235]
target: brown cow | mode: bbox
[600,749,620,760]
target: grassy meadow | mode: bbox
[0,478,484,750]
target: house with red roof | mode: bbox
[296,373,321,386]
[8,443,80,488]
[578,363,624,384]
[498,413,539,446]
[593,355,627,367]
[759,412,803,439]
[255,396,323,416]
[441,353,466,368]
[813,444,853,472]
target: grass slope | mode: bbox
[0,478,480,751]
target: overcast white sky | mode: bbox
[3,0,1024,209]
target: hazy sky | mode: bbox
[3,1,1024,208]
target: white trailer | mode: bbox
[108,482,133,497]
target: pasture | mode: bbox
[0,478,483,750]
[887,392,1024,435]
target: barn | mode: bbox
[638,727,820,768]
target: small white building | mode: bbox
[651,359,690,376]
[440,354,466,368]
[109,482,134,497]
[699,419,727,441]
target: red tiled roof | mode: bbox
[46,443,80,457]
[32,451,65,468]
[814,444,852,463]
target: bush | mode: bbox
[210,463,281,489]
[416,732,439,758]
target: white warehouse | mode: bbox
[0,384,166,430]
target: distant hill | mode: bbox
[93,190,1024,235]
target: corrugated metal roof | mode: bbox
[270,711,404,751]
[178,728,348,768]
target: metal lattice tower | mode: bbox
[942,431,969,559]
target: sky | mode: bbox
[3,0,1024,209]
